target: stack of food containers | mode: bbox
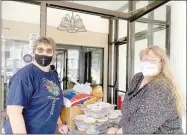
[72,102,122,134]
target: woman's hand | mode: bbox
[116,128,123,134]
[58,124,70,134]
[107,127,118,134]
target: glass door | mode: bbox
[55,45,104,90]
[83,47,104,87]
[55,49,67,90]
[54,46,81,90]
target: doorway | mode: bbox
[53,44,104,90]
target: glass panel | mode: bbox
[118,45,127,91]
[139,2,170,22]
[84,48,103,86]
[118,20,127,92]
[119,20,128,38]
[3,40,31,82]
[1,2,40,100]
[2,1,40,78]
[136,1,149,9]
[134,22,167,74]
[52,47,80,90]
[153,29,166,50]
[134,39,148,74]
[135,22,148,33]
[136,1,149,18]
[67,49,79,89]
[1,1,40,132]
[56,51,65,81]
[136,2,169,53]
[52,49,66,88]
[52,45,104,89]
[154,4,167,21]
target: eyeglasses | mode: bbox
[141,57,162,63]
[36,47,53,54]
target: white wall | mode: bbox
[2,1,109,34]
[169,1,186,133]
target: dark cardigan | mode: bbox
[119,73,183,134]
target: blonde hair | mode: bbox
[139,45,185,117]
[33,37,56,51]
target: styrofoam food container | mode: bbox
[84,117,96,125]
[82,109,108,119]
[88,125,97,131]
[87,104,98,109]
[96,117,108,124]
[107,111,119,120]
[95,102,110,106]
[98,102,110,107]
[115,110,122,117]
[86,128,100,134]
[74,115,87,122]
[90,106,102,111]
[77,127,86,132]
[73,120,88,130]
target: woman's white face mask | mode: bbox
[140,61,159,77]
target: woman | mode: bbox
[3,37,69,134]
[108,45,184,134]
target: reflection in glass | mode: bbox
[84,48,103,85]
[55,48,79,90]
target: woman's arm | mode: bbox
[7,105,27,134]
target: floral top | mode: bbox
[119,72,183,134]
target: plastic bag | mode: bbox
[63,97,72,107]
[73,83,92,94]
[69,76,92,94]
[71,93,91,106]
[63,90,77,100]
[84,86,103,105]
[92,86,103,98]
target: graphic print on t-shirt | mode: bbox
[42,78,60,97]
[42,78,61,121]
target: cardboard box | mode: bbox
[60,105,84,126]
